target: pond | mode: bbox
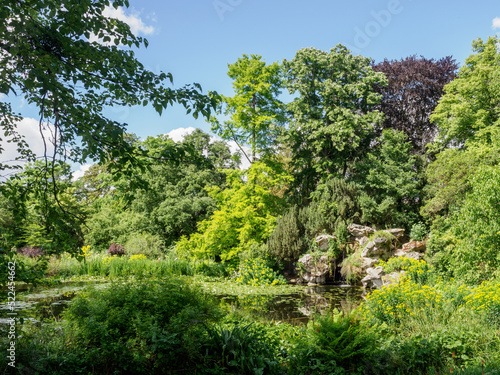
[219,285,363,324]
[1,281,364,326]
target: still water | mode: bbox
[1,282,364,325]
[219,285,363,325]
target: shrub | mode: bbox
[288,311,380,374]
[107,243,125,256]
[124,232,165,258]
[340,249,363,285]
[18,246,45,257]
[465,279,500,326]
[235,258,286,286]
[62,280,222,373]
[409,222,427,241]
[378,257,433,284]
[267,205,306,262]
[204,320,283,374]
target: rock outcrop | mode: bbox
[361,266,385,289]
[298,254,331,285]
[296,225,428,287]
[315,234,336,251]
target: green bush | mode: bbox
[288,311,380,374]
[63,281,221,373]
[429,166,500,283]
[409,222,427,241]
[203,320,283,375]
[340,249,363,285]
[235,258,286,286]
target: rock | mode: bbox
[366,266,385,278]
[373,236,389,247]
[361,236,391,258]
[403,251,424,261]
[347,224,375,238]
[358,236,370,247]
[298,254,331,284]
[361,241,375,257]
[361,257,379,270]
[402,240,426,253]
[361,266,386,289]
[315,234,335,252]
[384,228,405,239]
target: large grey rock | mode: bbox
[361,266,385,289]
[385,228,405,239]
[361,236,391,258]
[298,254,330,284]
[315,234,336,252]
[347,224,375,238]
[358,236,370,247]
[361,256,379,270]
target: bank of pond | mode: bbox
[1,271,500,375]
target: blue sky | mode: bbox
[1,0,500,175]
[122,0,500,138]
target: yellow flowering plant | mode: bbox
[235,258,286,286]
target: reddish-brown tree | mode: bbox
[372,56,458,154]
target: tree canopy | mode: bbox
[282,45,387,202]
[372,55,457,154]
[209,54,284,164]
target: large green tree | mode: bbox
[282,45,387,202]
[430,36,500,149]
[0,160,84,253]
[428,166,500,283]
[176,162,291,262]
[81,129,237,251]
[209,54,284,164]
[351,129,422,228]
[424,37,500,219]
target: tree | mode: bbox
[209,54,284,164]
[176,162,291,262]
[423,37,500,219]
[0,0,216,173]
[372,55,457,154]
[351,129,422,228]
[282,46,387,202]
[421,139,500,219]
[0,160,85,253]
[81,130,237,250]
[430,36,500,149]
[0,1,217,280]
[429,166,500,283]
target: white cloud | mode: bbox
[72,164,92,181]
[166,127,196,142]
[493,17,500,29]
[103,6,155,35]
[0,117,55,169]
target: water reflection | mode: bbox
[218,285,363,325]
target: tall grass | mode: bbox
[45,252,194,278]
